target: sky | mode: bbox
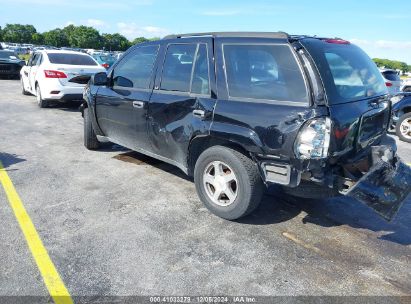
[1,0,410,63]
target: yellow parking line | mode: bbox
[0,162,73,304]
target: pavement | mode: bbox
[0,79,410,302]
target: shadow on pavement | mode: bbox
[111,150,411,245]
[0,152,26,169]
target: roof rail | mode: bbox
[163,32,289,40]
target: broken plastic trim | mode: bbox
[345,156,411,221]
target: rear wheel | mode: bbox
[194,146,264,220]
[84,107,100,150]
[36,85,48,108]
[396,113,411,143]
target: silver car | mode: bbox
[380,69,401,94]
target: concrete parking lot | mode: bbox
[0,79,410,301]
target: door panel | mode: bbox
[148,39,216,167]
[95,45,160,151]
[95,86,152,151]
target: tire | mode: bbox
[396,113,411,143]
[282,181,340,200]
[36,85,48,108]
[194,146,264,220]
[84,107,100,150]
[21,78,30,95]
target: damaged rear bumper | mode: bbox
[259,141,411,221]
[344,152,411,221]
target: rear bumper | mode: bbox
[259,137,411,221]
[41,83,86,101]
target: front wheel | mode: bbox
[194,146,264,220]
[21,78,30,95]
[396,113,411,143]
[83,107,100,150]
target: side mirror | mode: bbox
[92,72,108,86]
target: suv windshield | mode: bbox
[0,51,17,59]
[301,39,387,104]
[47,53,97,66]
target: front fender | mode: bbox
[83,85,104,136]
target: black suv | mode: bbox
[82,32,411,221]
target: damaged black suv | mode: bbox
[82,32,411,221]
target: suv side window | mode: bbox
[191,44,210,95]
[112,45,159,89]
[223,44,308,103]
[160,44,196,92]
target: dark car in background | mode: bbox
[92,54,117,69]
[0,50,26,79]
[82,32,411,221]
[391,93,411,142]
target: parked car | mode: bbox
[401,78,411,92]
[20,50,105,107]
[380,69,401,94]
[391,93,411,142]
[82,32,411,221]
[92,54,117,69]
[0,50,26,79]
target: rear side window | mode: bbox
[160,44,196,92]
[301,39,387,104]
[47,53,97,66]
[382,71,400,82]
[223,44,308,103]
[112,45,159,89]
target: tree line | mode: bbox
[0,24,158,51]
[373,58,410,74]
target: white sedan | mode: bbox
[20,50,105,107]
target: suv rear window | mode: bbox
[382,71,400,82]
[47,53,97,66]
[223,44,308,103]
[301,39,387,104]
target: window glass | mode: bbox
[382,71,400,82]
[302,39,387,104]
[191,44,210,95]
[31,53,40,66]
[223,44,308,102]
[47,53,97,66]
[161,44,196,92]
[113,45,159,89]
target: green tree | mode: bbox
[2,24,37,43]
[0,26,3,41]
[69,26,102,49]
[102,33,131,51]
[43,29,69,47]
[132,37,149,45]
[31,33,44,45]
[62,24,76,46]
[373,58,410,73]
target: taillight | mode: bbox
[294,117,332,159]
[44,70,67,78]
[324,39,350,45]
[385,82,393,87]
[102,63,110,69]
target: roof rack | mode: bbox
[163,32,289,40]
